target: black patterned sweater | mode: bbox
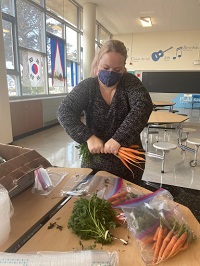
[57,73,153,184]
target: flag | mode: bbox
[21,51,44,87]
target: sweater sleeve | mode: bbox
[57,79,94,143]
[112,74,153,146]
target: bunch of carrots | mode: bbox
[140,219,197,265]
[117,145,145,175]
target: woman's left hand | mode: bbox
[104,138,121,155]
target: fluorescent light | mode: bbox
[140,17,152,27]
[3,29,10,33]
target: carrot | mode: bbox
[107,191,128,205]
[116,145,146,174]
[119,156,144,171]
[157,228,174,261]
[118,154,145,168]
[120,147,145,155]
[140,234,155,245]
[118,153,139,165]
[167,231,188,258]
[118,149,145,161]
[118,156,134,176]
[175,240,189,253]
[161,233,178,261]
[129,144,140,149]
[107,191,128,201]
[153,226,160,241]
[153,226,168,264]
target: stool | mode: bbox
[186,138,200,167]
[179,127,197,146]
[182,128,197,141]
[153,142,177,173]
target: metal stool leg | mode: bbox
[161,150,166,173]
[190,145,199,167]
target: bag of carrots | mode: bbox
[111,188,197,265]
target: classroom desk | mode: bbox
[18,171,200,266]
[153,101,176,112]
[0,167,92,252]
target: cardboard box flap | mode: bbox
[0,143,30,160]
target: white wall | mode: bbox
[42,96,65,127]
[114,31,200,102]
[114,31,200,71]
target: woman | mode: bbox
[57,40,153,185]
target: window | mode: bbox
[1,0,14,16]
[1,0,112,98]
[99,27,111,45]
[3,19,15,70]
[66,26,78,61]
[16,0,44,52]
[66,60,78,92]
[7,75,18,96]
[46,15,64,38]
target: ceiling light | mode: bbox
[140,17,152,27]
[3,29,10,33]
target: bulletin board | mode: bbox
[142,71,200,93]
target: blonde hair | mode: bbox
[90,39,128,77]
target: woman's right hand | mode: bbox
[87,135,104,154]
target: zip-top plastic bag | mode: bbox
[112,188,197,265]
[59,174,144,200]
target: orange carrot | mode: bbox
[118,154,144,167]
[118,149,145,161]
[167,231,188,258]
[157,228,174,261]
[117,145,146,174]
[140,234,155,245]
[107,191,128,205]
[120,147,145,155]
[175,240,188,254]
[153,226,160,241]
[129,144,140,149]
[119,155,144,171]
[161,233,178,261]
[118,156,134,175]
[153,226,167,264]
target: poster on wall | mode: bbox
[21,51,44,87]
[50,36,65,87]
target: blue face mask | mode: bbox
[98,70,123,87]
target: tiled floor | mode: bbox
[13,108,200,191]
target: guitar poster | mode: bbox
[151,46,183,62]
[151,46,173,61]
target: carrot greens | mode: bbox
[68,193,120,245]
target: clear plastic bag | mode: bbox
[59,174,144,200]
[0,250,118,265]
[31,168,67,195]
[115,188,197,265]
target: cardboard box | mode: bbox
[0,143,52,198]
